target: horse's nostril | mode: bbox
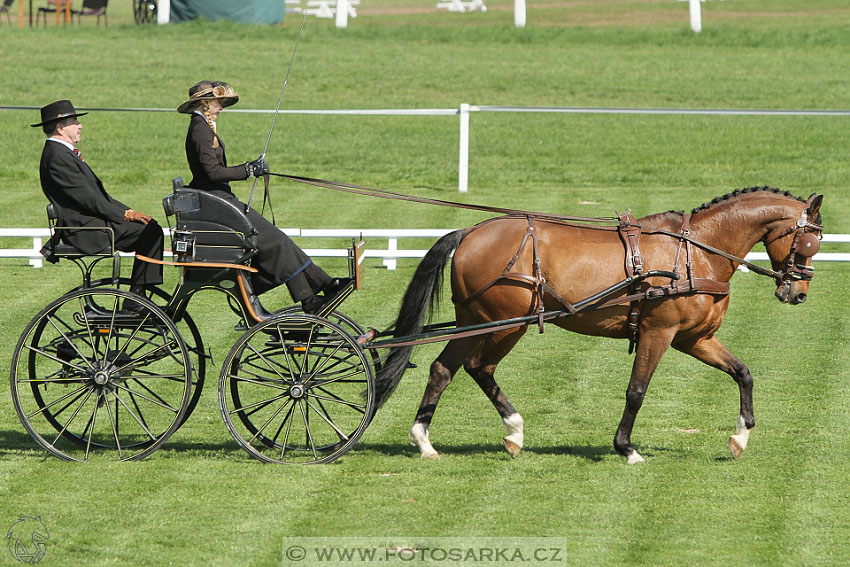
[794,293,807,304]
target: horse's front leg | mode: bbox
[674,336,754,460]
[614,330,675,464]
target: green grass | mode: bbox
[1,1,850,565]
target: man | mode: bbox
[33,100,163,304]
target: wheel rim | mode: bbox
[11,289,192,461]
[219,313,375,464]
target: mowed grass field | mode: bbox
[1,1,850,565]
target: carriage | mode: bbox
[9,180,824,465]
[11,178,377,464]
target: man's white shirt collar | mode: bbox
[47,137,75,152]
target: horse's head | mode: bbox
[763,193,823,304]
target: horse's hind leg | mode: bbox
[674,336,754,460]
[410,336,481,459]
[463,329,527,458]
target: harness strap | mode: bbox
[456,216,552,332]
[616,212,644,353]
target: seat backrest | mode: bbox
[163,181,257,264]
[1,0,15,11]
[81,0,107,10]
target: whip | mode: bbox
[246,10,308,212]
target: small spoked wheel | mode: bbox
[10,288,192,461]
[219,313,375,464]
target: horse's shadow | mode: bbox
[355,441,619,462]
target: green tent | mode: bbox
[169,0,284,24]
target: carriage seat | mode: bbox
[41,202,117,262]
[162,178,258,265]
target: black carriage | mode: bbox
[10,178,375,464]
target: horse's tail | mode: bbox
[373,229,466,409]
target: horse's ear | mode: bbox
[807,193,823,216]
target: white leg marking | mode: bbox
[728,415,751,460]
[626,451,645,465]
[502,413,524,458]
[409,422,440,459]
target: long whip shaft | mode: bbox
[247,11,308,212]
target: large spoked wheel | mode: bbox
[75,278,206,426]
[133,0,157,24]
[11,288,192,461]
[219,313,375,464]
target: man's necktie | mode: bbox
[73,148,84,162]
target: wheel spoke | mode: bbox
[51,388,94,447]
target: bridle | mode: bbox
[762,196,823,284]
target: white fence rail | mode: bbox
[2,228,848,270]
[7,104,850,193]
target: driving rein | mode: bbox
[275,173,823,350]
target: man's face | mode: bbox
[55,118,82,145]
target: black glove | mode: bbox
[245,156,269,178]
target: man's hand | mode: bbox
[124,209,152,225]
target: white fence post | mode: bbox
[335,0,349,28]
[514,0,526,28]
[458,103,470,193]
[689,0,701,33]
[157,0,170,24]
[383,238,398,270]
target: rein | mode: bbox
[271,172,618,222]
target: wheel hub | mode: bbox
[93,370,110,385]
[289,384,306,399]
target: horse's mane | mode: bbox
[691,186,803,214]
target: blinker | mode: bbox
[796,232,820,257]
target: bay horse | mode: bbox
[374,187,823,463]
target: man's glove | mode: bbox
[245,156,269,178]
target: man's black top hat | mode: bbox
[30,100,88,128]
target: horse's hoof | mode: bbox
[626,452,645,465]
[503,438,522,459]
[729,435,745,460]
[420,451,440,459]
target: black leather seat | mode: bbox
[162,179,258,265]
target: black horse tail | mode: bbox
[373,229,466,409]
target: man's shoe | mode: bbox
[121,299,151,317]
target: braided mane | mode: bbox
[691,186,802,214]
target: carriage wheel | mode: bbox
[10,289,192,461]
[133,0,157,24]
[219,313,375,464]
[77,278,205,426]
[276,305,382,390]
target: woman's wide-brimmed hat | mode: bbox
[177,81,239,114]
[30,100,88,128]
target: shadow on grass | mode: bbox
[4,429,687,464]
[355,441,633,462]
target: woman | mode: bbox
[178,80,341,316]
